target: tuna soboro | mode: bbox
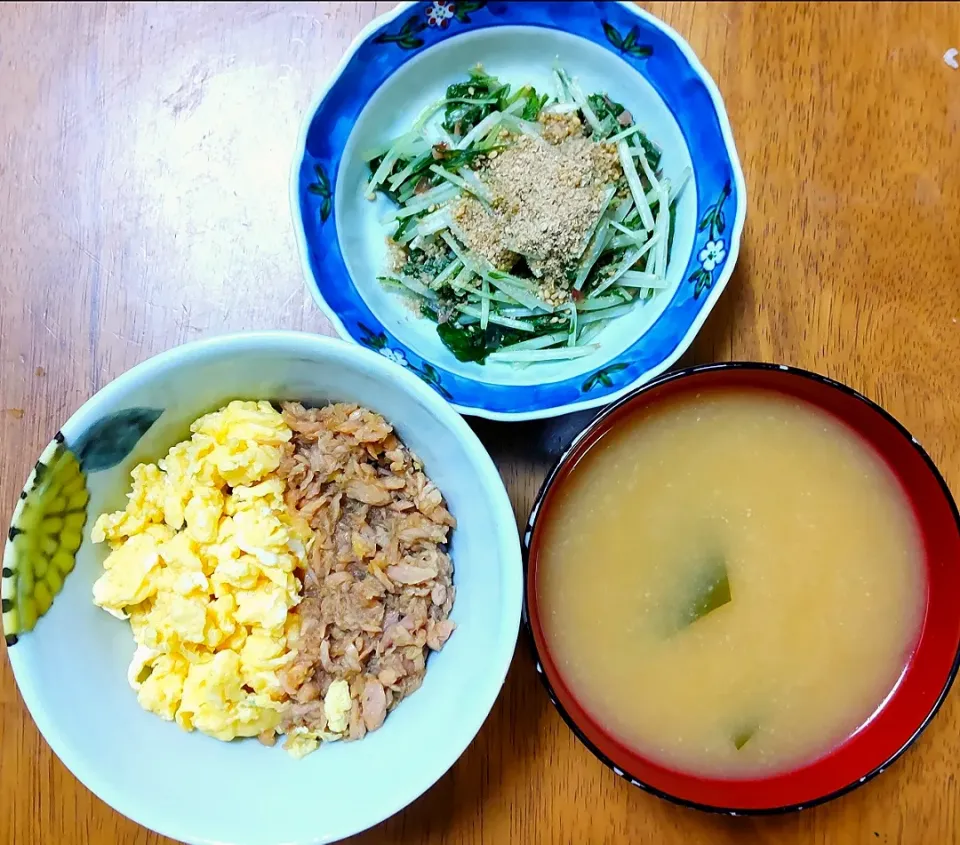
[91,400,456,759]
[277,402,456,758]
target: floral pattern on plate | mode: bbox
[687,181,732,299]
[358,324,453,399]
[294,1,745,419]
[374,0,487,48]
[2,407,163,644]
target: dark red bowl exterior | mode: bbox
[523,363,960,814]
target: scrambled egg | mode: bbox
[284,679,352,759]
[92,400,311,742]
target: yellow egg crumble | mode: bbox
[91,400,311,742]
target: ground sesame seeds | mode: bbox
[451,115,623,302]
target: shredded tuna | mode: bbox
[361,678,388,731]
[276,402,456,752]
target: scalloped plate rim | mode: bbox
[289,0,747,421]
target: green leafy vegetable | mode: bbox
[666,196,679,257]
[364,63,689,366]
[434,144,503,172]
[435,316,563,363]
[436,320,488,362]
[402,250,453,281]
[521,90,550,122]
[588,92,623,123]
[586,93,630,139]
[441,67,503,136]
[368,155,404,204]
[635,130,662,173]
[393,214,419,243]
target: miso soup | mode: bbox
[537,389,925,776]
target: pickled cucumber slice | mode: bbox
[2,434,89,644]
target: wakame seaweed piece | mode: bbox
[677,556,731,629]
[733,724,757,750]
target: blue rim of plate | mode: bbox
[290,0,746,421]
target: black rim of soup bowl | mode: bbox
[520,361,960,815]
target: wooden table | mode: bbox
[1,2,959,843]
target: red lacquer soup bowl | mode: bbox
[523,362,960,814]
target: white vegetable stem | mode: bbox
[415,207,453,237]
[457,304,535,331]
[455,111,505,151]
[606,123,644,145]
[480,278,491,330]
[574,184,616,259]
[384,184,457,222]
[500,114,543,138]
[391,274,437,299]
[486,274,553,312]
[592,234,661,297]
[578,303,634,324]
[487,345,599,363]
[618,269,670,289]
[429,164,492,202]
[617,141,655,230]
[495,332,567,352]
[558,67,603,135]
[366,148,401,199]
[572,219,611,291]
[634,143,661,193]
[607,219,648,246]
[653,183,670,277]
[429,258,464,290]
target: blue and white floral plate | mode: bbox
[291,0,746,421]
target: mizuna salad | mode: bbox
[365,65,689,365]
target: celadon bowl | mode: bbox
[3,332,522,845]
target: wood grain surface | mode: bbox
[1,2,959,843]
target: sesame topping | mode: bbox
[450,117,623,302]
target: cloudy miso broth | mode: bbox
[537,389,925,776]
